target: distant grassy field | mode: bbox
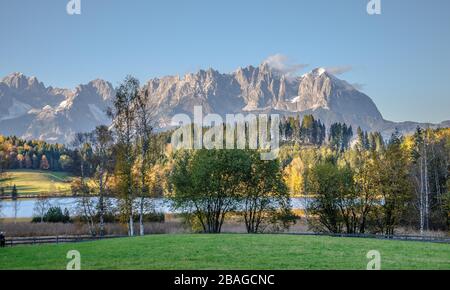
[0,234,449,270]
[0,170,73,196]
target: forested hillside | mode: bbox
[0,136,73,172]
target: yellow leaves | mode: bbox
[284,157,305,196]
[165,143,173,156]
[401,135,415,155]
[16,153,24,161]
[433,127,450,140]
[23,143,31,151]
[145,163,171,197]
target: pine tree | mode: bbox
[363,131,369,150]
[357,127,365,150]
[11,184,18,200]
[329,123,353,152]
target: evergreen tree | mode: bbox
[329,123,353,152]
[357,127,365,150]
[11,184,18,200]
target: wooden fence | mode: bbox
[2,232,449,247]
[284,232,450,244]
[3,235,127,247]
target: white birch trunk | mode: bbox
[419,158,424,235]
[424,142,430,231]
[129,215,134,236]
[139,197,145,236]
[99,195,105,237]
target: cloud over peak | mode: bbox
[324,65,353,75]
[263,54,308,77]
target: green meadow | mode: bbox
[0,234,449,270]
[0,170,73,196]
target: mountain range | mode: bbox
[1,63,449,144]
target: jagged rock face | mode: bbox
[143,63,385,133]
[296,68,383,131]
[234,64,282,110]
[0,73,67,120]
[0,64,448,144]
[0,73,114,143]
[144,69,244,127]
[296,68,333,111]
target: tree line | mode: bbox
[283,127,450,234]
[280,115,354,149]
[0,136,73,172]
[1,75,449,237]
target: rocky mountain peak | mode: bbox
[72,79,114,102]
[87,79,115,101]
[2,72,45,92]
[309,67,327,77]
[1,63,448,144]
[2,72,26,87]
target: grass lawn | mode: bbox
[0,170,73,196]
[0,234,449,270]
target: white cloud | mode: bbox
[325,65,353,75]
[263,54,308,77]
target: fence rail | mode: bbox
[283,232,450,244]
[4,235,127,247]
[2,232,449,247]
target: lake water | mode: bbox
[0,197,308,218]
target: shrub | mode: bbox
[32,207,71,223]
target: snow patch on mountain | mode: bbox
[57,99,71,110]
[290,96,301,103]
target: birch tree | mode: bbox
[91,125,114,237]
[11,185,19,224]
[71,132,97,235]
[109,76,139,236]
[33,196,51,223]
[412,127,430,233]
[76,195,97,236]
[72,132,92,185]
[133,88,158,236]
[411,128,450,231]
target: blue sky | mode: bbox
[1,0,449,123]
